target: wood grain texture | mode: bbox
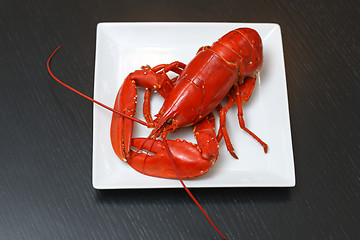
[0,0,359,239]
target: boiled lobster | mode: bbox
[47,27,267,240]
[110,28,267,179]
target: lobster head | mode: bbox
[217,28,263,76]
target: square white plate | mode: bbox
[92,22,295,189]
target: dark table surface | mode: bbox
[1,0,359,239]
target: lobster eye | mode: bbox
[165,118,173,125]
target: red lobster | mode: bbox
[110,28,267,179]
[47,28,267,240]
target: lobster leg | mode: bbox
[234,77,268,153]
[111,62,186,161]
[216,77,268,158]
[217,99,238,159]
[126,113,219,179]
[143,62,186,123]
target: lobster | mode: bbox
[110,28,267,179]
[47,27,267,240]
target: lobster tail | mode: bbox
[212,28,263,76]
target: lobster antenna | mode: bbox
[47,45,148,127]
[48,46,226,239]
[162,137,227,240]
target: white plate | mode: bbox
[92,22,295,189]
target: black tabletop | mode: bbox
[1,1,359,239]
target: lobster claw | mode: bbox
[127,138,214,179]
[110,63,187,162]
[126,112,220,179]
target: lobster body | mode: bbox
[110,28,266,179]
[154,49,238,131]
[151,28,263,136]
